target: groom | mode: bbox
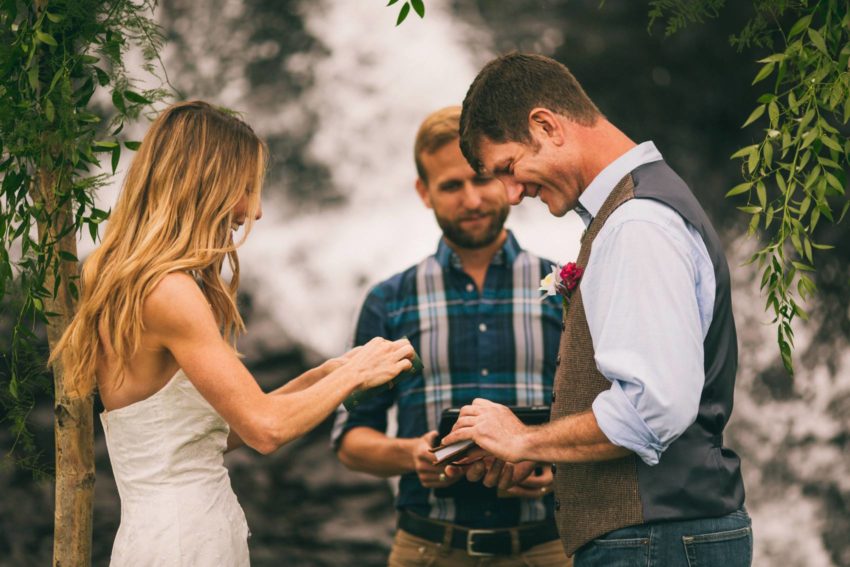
[441,52,752,566]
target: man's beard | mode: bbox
[436,205,509,250]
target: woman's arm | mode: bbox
[147,273,413,455]
[225,357,349,451]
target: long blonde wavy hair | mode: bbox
[52,100,267,397]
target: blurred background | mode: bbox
[1,1,849,565]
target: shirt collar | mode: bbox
[435,229,520,270]
[576,141,663,227]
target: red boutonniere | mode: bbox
[539,262,585,316]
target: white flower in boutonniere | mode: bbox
[539,264,563,298]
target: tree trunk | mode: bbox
[36,164,94,567]
[31,0,95,562]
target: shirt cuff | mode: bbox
[592,383,665,466]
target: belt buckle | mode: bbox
[466,529,498,557]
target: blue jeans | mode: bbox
[574,507,752,567]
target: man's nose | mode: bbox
[502,180,525,205]
[461,184,483,208]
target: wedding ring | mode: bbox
[540,486,548,494]
[438,473,447,482]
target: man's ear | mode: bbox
[415,178,433,209]
[528,108,565,146]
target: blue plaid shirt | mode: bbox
[332,231,562,528]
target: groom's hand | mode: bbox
[412,431,460,489]
[440,398,529,462]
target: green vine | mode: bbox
[387,0,425,26]
[627,1,850,375]
[0,0,171,469]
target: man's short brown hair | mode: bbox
[459,52,600,171]
[414,106,461,184]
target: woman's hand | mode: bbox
[344,337,414,390]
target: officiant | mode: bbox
[331,106,570,566]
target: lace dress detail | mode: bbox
[100,369,250,566]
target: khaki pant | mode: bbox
[388,528,572,567]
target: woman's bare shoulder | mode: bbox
[143,272,215,335]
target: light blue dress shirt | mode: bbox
[576,142,716,466]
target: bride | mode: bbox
[52,100,413,566]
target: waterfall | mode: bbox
[66,1,847,565]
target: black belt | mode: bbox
[398,511,560,557]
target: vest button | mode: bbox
[554,498,560,511]
[551,463,557,475]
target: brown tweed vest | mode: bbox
[551,173,643,555]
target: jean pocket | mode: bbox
[576,536,650,567]
[683,526,752,567]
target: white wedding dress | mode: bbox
[100,369,250,566]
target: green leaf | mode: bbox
[790,231,802,255]
[125,141,141,151]
[763,141,773,167]
[799,195,811,217]
[44,99,55,123]
[752,62,774,85]
[725,182,752,197]
[90,208,110,222]
[737,205,763,214]
[112,90,126,113]
[807,28,828,55]
[791,261,814,272]
[825,171,844,194]
[93,140,119,150]
[411,0,425,18]
[58,251,78,262]
[758,53,786,64]
[799,108,815,130]
[756,181,767,207]
[800,129,818,149]
[748,213,760,236]
[747,148,759,174]
[387,0,399,5]
[818,156,841,169]
[46,12,64,23]
[821,135,842,153]
[111,145,121,174]
[811,242,834,250]
[788,14,812,39]
[787,91,799,114]
[742,104,765,128]
[768,101,779,126]
[124,90,152,104]
[35,31,58,47]
[396,2,411,25]
[28,64,39,91]
[730,144,758,159]
[95,67,110,87]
